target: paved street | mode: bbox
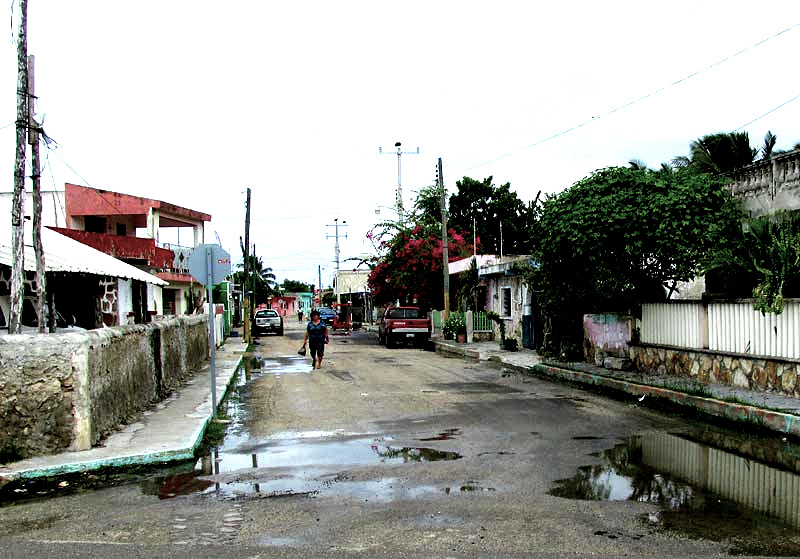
[1,320,799,558]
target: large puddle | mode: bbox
[143,434,462,500]
[143,354,462,500]
[550,430,800,555]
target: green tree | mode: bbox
[282,279,312,292]
[233,254,277,305]
[687,131,757,175]
[448,176,535,256]
[704,212,800,314]
[529,166,742,357]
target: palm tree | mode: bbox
[235,252,277,304]
[760,130,777,160]
[688,132,757,175]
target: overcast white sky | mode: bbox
[2,1,799,289]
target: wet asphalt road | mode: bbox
[1,320,798,558]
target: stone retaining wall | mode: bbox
[0,315,209,460]
[630,343,800,397]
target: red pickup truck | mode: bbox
[378,306,432,348]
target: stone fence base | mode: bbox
[0,315,209,461]
[630,343,800,397]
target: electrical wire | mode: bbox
[464,22,800,173]
[735,93,800,131]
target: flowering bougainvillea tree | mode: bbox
[368,226,472,310]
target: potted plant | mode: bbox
[456,323,467,343]
[442,314,466,342]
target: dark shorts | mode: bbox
[309,340,325,359]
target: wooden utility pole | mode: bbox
[10,0,28,334]
[439,158,450,321]
[28,55,46,332]
[243,188,251,344]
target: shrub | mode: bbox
[443,314,466,340]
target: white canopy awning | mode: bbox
[0,226,167,285]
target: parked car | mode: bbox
[315,307,337,327]
[378,306,431,348]
[253,308,283,336]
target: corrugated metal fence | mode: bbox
[641,300,800,360]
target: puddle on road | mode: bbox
[247,354,312,375]
[145,434,462,500]
[419,428,462,441]
[550,431,800,555]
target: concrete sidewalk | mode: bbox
[0,334,247,485]
[433,338,800,438]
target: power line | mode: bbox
[735,93,800,131]
[47,145,93,187]
[465,22,800,172]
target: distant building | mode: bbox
[333,269,371,323]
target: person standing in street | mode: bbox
[302,310,328,369]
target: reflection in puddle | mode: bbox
[146,435,461,500]
[550,431,800,555]
[255,355,312,375]
[419,428,462,441]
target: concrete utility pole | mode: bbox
[10,0,28,334]
[379,142,418,228]
[318,265,323,307]
[28,55,46,332]
[326,218,347,270]
[242,188,251,344]
[438,158,449,321]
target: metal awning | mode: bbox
[0,226,167,285]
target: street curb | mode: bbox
[0,355,244,483]
[527,362,800,438]
[432,339,484,360]
[433,338,800,438]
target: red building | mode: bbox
[52,183,212,320]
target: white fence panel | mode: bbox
[708,301,800,359]
[642,300,800,360]
[641,303,705,349]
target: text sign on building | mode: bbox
[187,244,232,286]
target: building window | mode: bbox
[501,287,512,318]
[85,216,107,234]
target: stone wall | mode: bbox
[729,149,800,217]
[0,333,87,458]
[630,343,800,397]
[0,315,209,460]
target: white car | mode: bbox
[253,308,284,336]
